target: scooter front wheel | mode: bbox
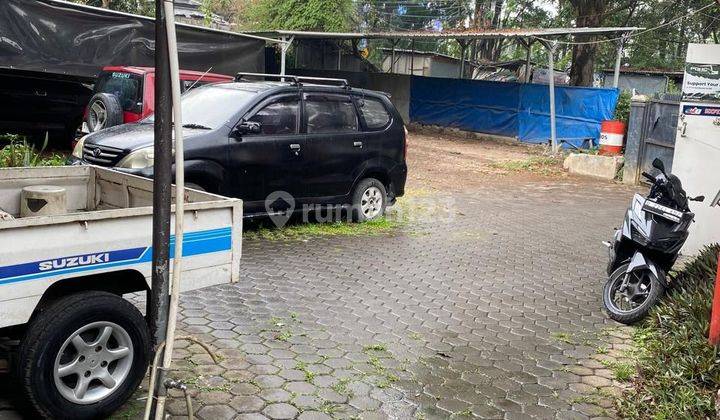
[603,263,665,324]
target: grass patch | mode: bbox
[600,360,635,382]
[616,244,720,419]
[489,155,563,175]
[244,217,402,241]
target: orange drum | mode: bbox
[599,120,626,155]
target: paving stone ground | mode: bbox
[153,179,637,420]
[0,138,641,419]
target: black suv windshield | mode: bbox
[144,84,256,129]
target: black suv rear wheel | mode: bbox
[351,178,387,222]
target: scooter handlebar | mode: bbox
[642,172,655,183]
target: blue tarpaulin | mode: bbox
[409,76,619,148]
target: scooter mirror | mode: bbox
[652,158,666,173]
[690,195,705,202]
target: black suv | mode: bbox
[71,74,407,220]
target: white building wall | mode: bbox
[672,43,720,254]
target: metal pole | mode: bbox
[390,42,396,74]
[524,38,532,83]
[337,40,342,70]
[153,1,186,417]
[280,35,287,76]
[458,40,466,79]
[547,41,558,152]
[149,0,172,414]
[613,35,626,88]
[410,39,415,76]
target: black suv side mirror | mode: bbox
[233,121,261,137]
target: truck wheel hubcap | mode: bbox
[53,321,133,404]
[361,186,383,219]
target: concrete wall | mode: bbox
[602,73,669,96]
[289,69,411,123]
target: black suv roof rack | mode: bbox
[234,72,349,89]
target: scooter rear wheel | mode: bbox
[603,263,665,324]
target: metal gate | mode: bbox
[623,99,680,184]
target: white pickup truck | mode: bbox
[0,165,242,419]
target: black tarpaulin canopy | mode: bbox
[0,0,272,81]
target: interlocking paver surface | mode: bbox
[0,136,638,419]
[159,179,635,419]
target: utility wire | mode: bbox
[532,2,717,45]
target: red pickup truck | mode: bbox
[85,66,233,133]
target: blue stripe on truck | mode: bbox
[0,227,232,286]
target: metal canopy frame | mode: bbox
[253,27,641,152]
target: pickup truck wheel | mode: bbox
[86,93,123,132]
[16,291,150,420]
[351,178,387,222]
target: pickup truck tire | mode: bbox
[86,93,123,132]
[351,178,387,222]
[16,291,150,420]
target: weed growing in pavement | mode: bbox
[183,375,232,392]
[331,377,353,396]
[489,155,564,176]
[262,314,301,342]
[244,217,402,241]
[363,343,388,352]
[616,244,720,419]
[452,408,473,418]
[552,332,576,345]
[276,330,292,342]
[317,401,343,415]
[294,361,316,383]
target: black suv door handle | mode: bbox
[289,143,301,156]
[353,141,363,148]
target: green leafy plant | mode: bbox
[614,90,632,125]
[616,244,720,419]
[0,134,66,168]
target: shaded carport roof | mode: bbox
[250,27,641,40]
[252,27,640,152]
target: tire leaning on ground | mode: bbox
[603,263,665,325]
[351,177,388,222]
[86,93,123,132]
[15,291,150,420]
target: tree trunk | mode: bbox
[569,0,606,87]
[101,0,111,8]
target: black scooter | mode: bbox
[603,158,705,324]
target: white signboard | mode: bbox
[682,62,720,102]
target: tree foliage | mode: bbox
[71,0,153,16]
[244,0,355,31]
